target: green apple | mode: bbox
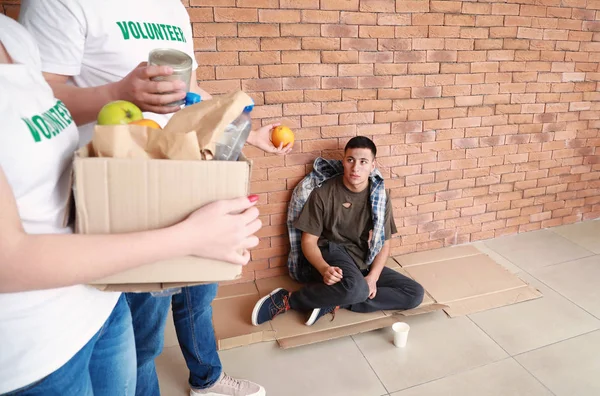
[97,100,143,125]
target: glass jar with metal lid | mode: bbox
[148,48,193,107]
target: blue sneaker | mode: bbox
[251,288,291,326]
[305,305,339,326]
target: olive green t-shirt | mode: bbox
[294,176,397,270]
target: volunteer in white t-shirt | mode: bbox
[19,0,290,153]
[20,1,283,396]
[0,14,261,396]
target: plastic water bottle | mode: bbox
[214,104,254,161]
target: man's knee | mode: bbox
[340,276,370,304]
[407,282,425,309]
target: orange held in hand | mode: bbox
[129,119,162,129]
[271,125,295,148]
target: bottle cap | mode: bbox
[185,92,202,106]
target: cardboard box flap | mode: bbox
[93,283,185,293]
[92,281,210,292]
[89,257,242,285]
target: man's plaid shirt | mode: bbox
[286,157,387,281]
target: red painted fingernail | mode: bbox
[248,195,259,203]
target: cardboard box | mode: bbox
[72,145,251,291]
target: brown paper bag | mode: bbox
[92,124,202,160]
[91,90,253,160]
[163,90,254,159]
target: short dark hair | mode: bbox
[344,136,377,158]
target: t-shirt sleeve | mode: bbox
[294,189,325,237]
[19,0,87,76]
[0,13,42,70]
[384,193,397,240]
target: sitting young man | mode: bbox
[252,136,425,326]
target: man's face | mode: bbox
[343,147,376,188]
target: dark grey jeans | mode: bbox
[289,242,424,313]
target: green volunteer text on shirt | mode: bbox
[21,100,73,143]
[116,21,187,43]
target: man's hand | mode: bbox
[320,266,343,286]
[247,123,294,155]
[365,274,378,299]
[114,62,187,114]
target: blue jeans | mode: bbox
[4,294,136,396]
[126,284,221,396]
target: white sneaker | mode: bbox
[189,373,266,396]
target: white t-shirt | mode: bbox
[0,15,120,394]
[19,0,198,146]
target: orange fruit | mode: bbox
[129,119,162,129]
[271,125,294,148]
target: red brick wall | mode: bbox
[1,0,18,19]
[4,0,600,282]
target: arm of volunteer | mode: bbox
[43,65,187,126]
[43,73,119,126]
[245,123,293,155]
[0,167,260,293]
[0,167,188,292]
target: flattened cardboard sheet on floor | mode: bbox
[212,246,542,350]
[395,245,543,317]
[212,282,276,351]
[213,258,445,350]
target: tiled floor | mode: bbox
[157,220,600,396]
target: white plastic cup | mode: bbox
[392,322,410,348]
